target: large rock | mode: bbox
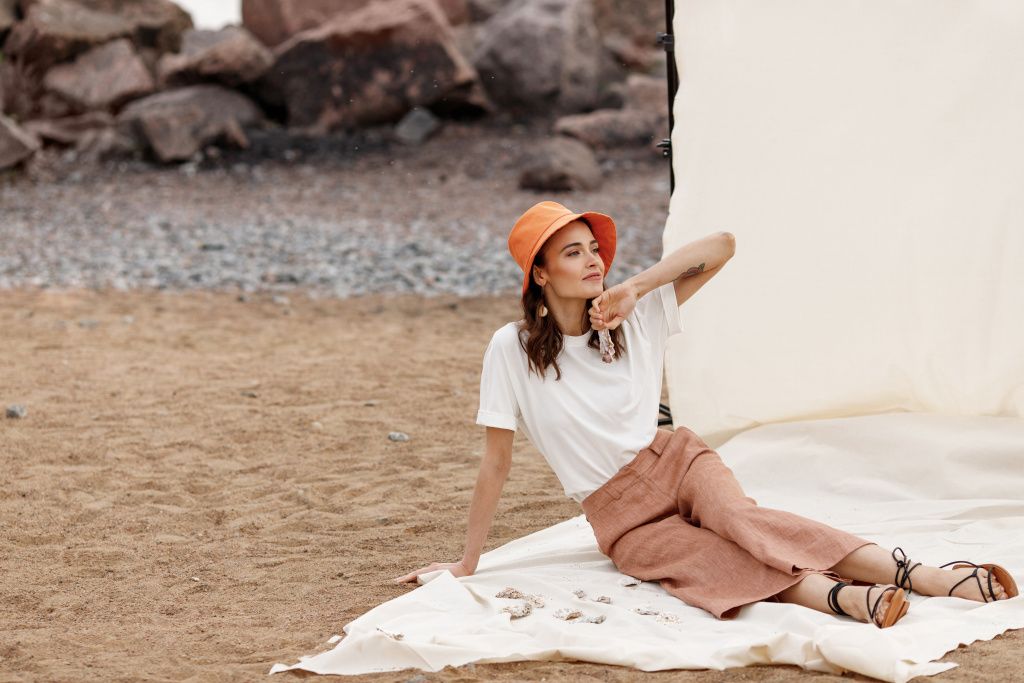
[1,0,17,40]
[76,0,193,52]
[3,0,192,71]
[23,110,114,145]
[157,26,273,87]
[592,0,663,51]
[518,135,601,191]
[117,84,262,162]
[43,38,155,111]
[0,113,40,169]
[2,0,133,70]
[471,0,602,115]
[553,107,661,149]
[241,0,468,49]
[263,0,480,132]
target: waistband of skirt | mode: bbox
[579,427,675,513]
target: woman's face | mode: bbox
[533,220,605,299]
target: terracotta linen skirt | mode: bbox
[580,425,876,619]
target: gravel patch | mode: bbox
[0,121,673,299]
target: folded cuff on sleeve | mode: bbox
[476,410,517,431]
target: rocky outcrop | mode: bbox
[157,26,273,87]
[117,84,262,161]
[1,113,40,169]
[471,0,602,116]
[42,38,155,111]
[262,0,483,132]
[241,0,468,48]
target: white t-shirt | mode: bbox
[475,281,683,502]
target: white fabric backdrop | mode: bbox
[662,0,1024,447]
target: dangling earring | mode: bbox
[538,284,548,317]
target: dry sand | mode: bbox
[2,286,1021,683]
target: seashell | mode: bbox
[618,575,641,587]
[572,589,586,599]
[553,607,583,620]
[632,605,660,616]
[598,328,615,363]
[656,612,680,624]
[501,601,533,619]
[594,595,611,604]
[526,593,545,608]
[580,614,606,624]
[495,587,525,599]
[375,626,404,640]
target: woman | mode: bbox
[394,200,1018,627]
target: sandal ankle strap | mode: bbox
[892,547,922,592]
[827,581,851,617]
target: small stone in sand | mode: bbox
[6,405,27,419]
[388,431,410,442]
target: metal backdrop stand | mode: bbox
[656,0,677,426]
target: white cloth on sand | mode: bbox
[269,412,1024,682]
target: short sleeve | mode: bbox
[475,331,520,432]
[632,281,683,342]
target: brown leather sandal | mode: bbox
[939,559,1019,601]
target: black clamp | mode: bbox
[656,32,674,52]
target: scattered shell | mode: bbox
[553,607,583,620]
[388,431,410,442]
[656,612,680,624]
[572,589,586,599]
[594,595,611,604]
[526,593,545,608]
[501,601,532,619]
[580,614,606,624]
[618,575,641,587]
[632,605,660,616]
[375,626,404,640]
[495,587,525,599]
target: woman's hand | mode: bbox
[392,559,474,584]
[590,281,639,331]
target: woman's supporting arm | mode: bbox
[461,426,514,573]
[392,426,514,583]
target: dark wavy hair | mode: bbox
[518,222,627,381]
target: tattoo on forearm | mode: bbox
[684,262,706,277]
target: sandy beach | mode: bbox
[2,285,1021,682]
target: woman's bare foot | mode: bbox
[836,584,903,626]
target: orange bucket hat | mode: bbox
[508,200,617,295]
